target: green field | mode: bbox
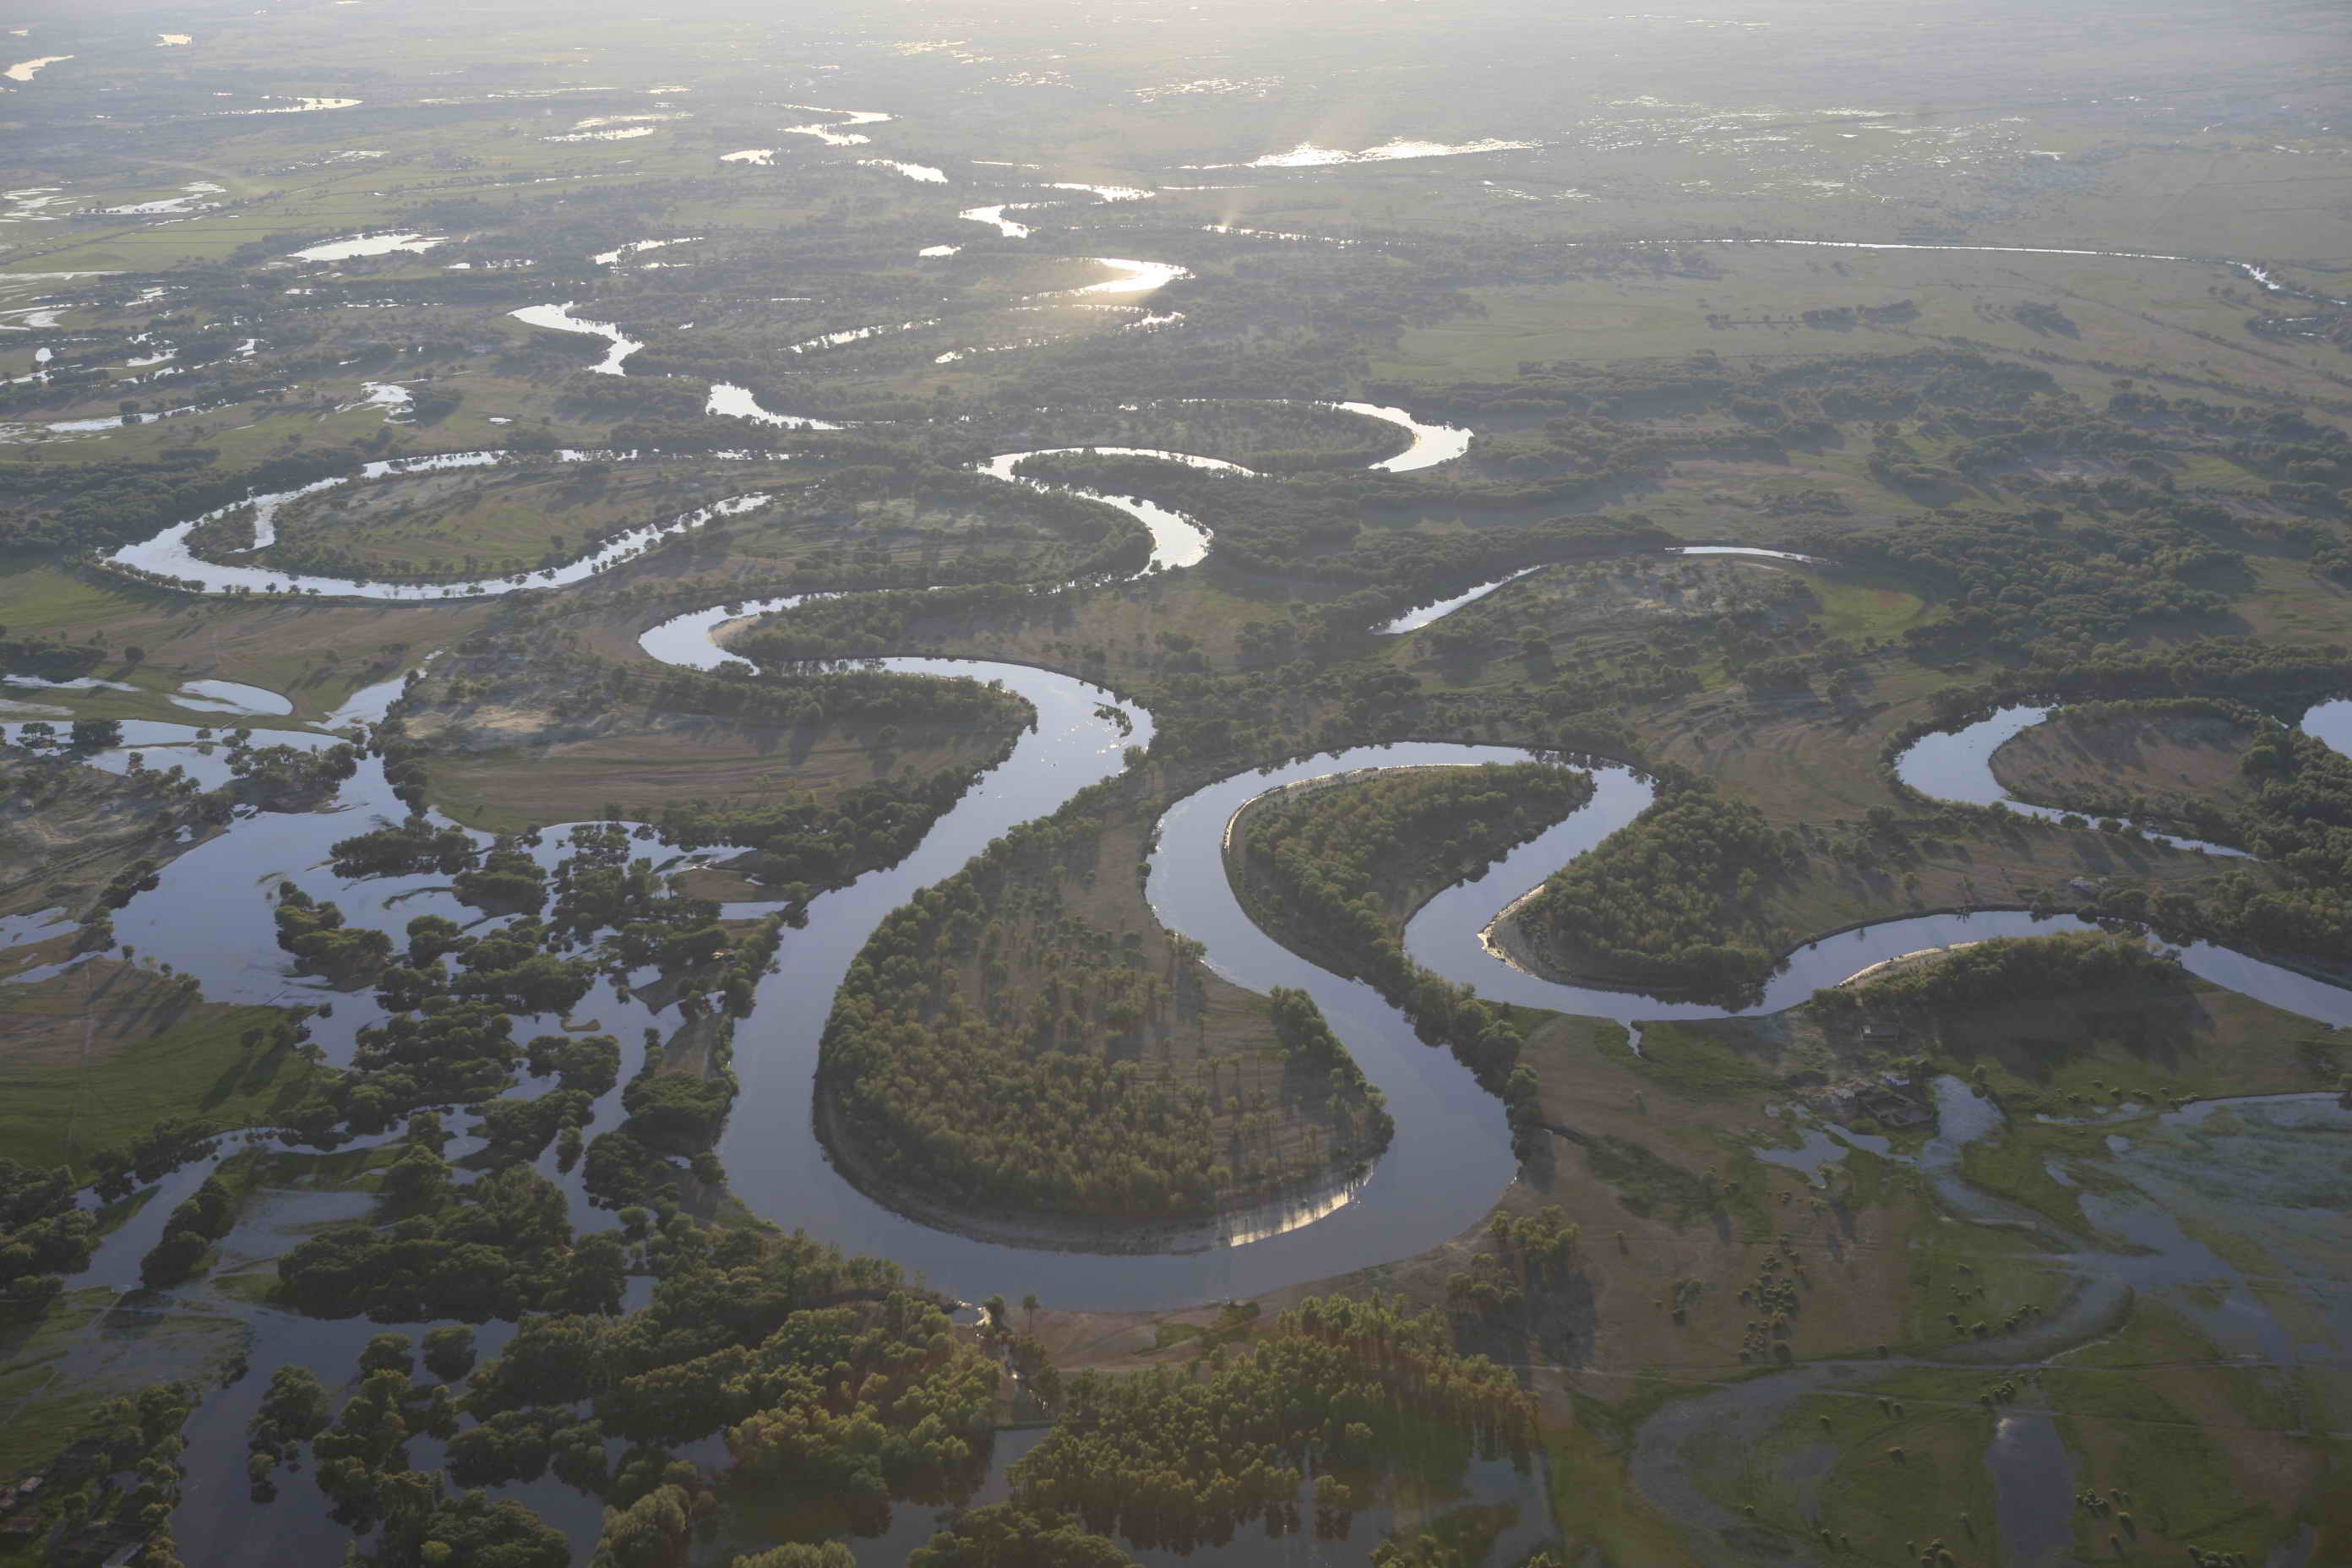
[0,962,313,1174]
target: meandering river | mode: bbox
[90,449,2352,1320]
[82,188,2352,1300]
[35,92,2352,1563]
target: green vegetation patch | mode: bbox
[1514,785,1802,1002]
[1737,1381,1996,1565]
[0,966,311,1175]
[1607,1021,1778,1104]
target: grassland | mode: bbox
[0,1286,247,1496]
[826,569,1351,678]
[252,460,782,579]
[0,767,176,925]
[1542,1418,1702,1567]
[0,1288,120,1483]
[1990,706,2260,824]
[2040,1301,2329,1561]
[1480,640,2272,995]
[395,623,1033,830]
[1373,243,2352,410]
[420,710,1020,831]
[0,563,481,725]
[1433,977,2333,1557]
[1738,1375,2000,1562]
[1574,963,2343,1559]
[0,959,313,1174]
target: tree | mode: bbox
[138,1176,237,1289]
[422,1325,476,1384]
[589,1479,709,1568]
[906,1505,1135,1568]
[248,1365,331,1452]
[398,1490,569,1568]
[618,1074,733,1156]
[359,1334,414,1379]
[732,1548,854,1568]
[138,1228,210,1291]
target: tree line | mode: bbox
[1814,930,2182,1013]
